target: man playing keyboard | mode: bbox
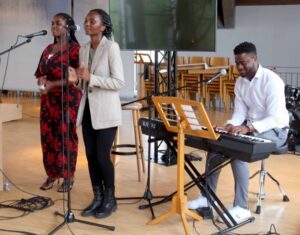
[188,41,289,224]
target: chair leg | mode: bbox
[265,172,290,202]
[137,110,145,173]
[111,128,120,166]
[256,166,266,214]
[250,160,289,214]
[249,170,261,180]
[132,110,142,182]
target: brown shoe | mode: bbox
[40,177,58,190]
[57,178,74,193]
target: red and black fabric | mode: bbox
[35,42,82,179]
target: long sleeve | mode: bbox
[89,43,124,90]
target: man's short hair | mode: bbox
[234,42,257,55]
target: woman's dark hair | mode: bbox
[234,41,257,55]
[53,12,79,44]
[89,9,113,39]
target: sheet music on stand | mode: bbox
[149,96,255,235]
[152,96,219,140]
[148,96,219,235]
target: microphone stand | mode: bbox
[0,38,32,103]
[48,30,114,234]
[118,67,225,217]
[121,71,220,107]
[0,38,32,56]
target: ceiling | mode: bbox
[218,0,300,28]
[236,0,300,5]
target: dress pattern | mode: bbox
[35,42,82,179]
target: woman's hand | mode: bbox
[38,75,47,86]
[40,80,54,95]
[77,63,90,82]
[68,66,78,84]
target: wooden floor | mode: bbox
[0,96,300,235]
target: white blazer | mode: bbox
[77,36,124,129]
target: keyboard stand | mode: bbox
[141,146,255,234]
[184,156,255,234]
[146,96,255,234]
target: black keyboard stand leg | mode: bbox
[184,157,255,233]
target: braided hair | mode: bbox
[54,12,79,44]
[89,9,113,39]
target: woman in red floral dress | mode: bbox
[35,13,81,192]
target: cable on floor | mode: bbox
[0,168,55,220]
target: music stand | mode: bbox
[148,96,219,235]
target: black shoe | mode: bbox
[196,207,213,220]
[81,185,103,217]
[95,188,117,218]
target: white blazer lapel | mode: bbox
[90,36,107,74]
[82,44,90,68]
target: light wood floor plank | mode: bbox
[0,97,299,235]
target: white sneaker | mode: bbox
[187,196,208,209]
[217,206,252,224]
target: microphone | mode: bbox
[204,69,227,84]
[64,25,80,31]
[23,30,47,38]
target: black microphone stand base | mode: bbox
[139,186,155,219]
[48,210,115,235]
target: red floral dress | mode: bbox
[35,42,82,179]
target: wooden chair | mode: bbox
[229,64,240,80]
[222,79,235,111]
[188,56,207,64]
[174,56,186,98]
[180,73,203,101]
[221,64,239,110]
[208,57,230,67]
[135,53,153,101]
[203,57,230,109]
[224,65,241,110]
[177,56,186,65]
[141,65,159,105]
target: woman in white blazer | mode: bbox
[69,9,124,219]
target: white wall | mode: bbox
[0,3,299,97]
[0,0,134,98]
[180,5,300,68]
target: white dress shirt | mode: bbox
[226,65,289,133]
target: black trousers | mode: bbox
[82,99,117,189]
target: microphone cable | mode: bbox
[0,168,54,220]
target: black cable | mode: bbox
[0,168,45,197]
[192,220,201,235]
[0,168,54,213]
[0,228,38,235]
[0,196,53,213]
[0,169,56,235]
